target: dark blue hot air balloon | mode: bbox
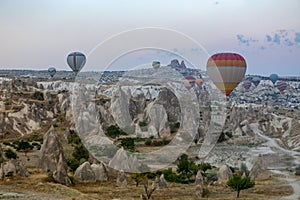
[251,77,261,87]
[48,67,56,78]
[269,74,279,85]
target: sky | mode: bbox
[0,0,299,76]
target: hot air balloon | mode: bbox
[183,75,196,90]
[67,52,86,75]
[251,77,261,87]
[206,53,247,97]
[276,81,288,93]
[242,80,252,90]
[269,74,279,84]
[195,79,203,87]
[48,67,56,78]
[152,61,160,69]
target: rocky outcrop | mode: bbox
[0,159,29,178]
[91,163,108,181]
[217,164,232,183]
[249,154,270,181]
[168,59,186,69]
[147,104,169,138]
[74,161,96,183]
[53,153,72,186]
[39,126,71,185]
[116,170,127,187]
[109,148,140,173]
[152,174,167,189]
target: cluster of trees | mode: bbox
[66,130,89,172]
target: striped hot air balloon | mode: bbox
[183,75,196,90]
[276,81,288,93]
[67,52,86,75]
[206,53,247,96]
[152,61,160,69]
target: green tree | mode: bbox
[227,174,255,198]
[16,140,33,156]
[198,162,212,173]
[130,173,147,187]
[4,149,17,159]
[120,138,135,152]
[295,165,300,176]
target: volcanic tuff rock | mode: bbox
[116,170,128,187]
[249,154,271,181]
[74,161,96,183]
[217,164,233,183]
[91,163,108,181]
[108,148,140,172]
[39,126,71,185]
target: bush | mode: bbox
[198,162,212,173]
[227,174,255,198]
[4,100,12,105]
[4,149,17,159]
[67,159,80,172]
[107,125,127,138]
[33,91,44,101]
[139,121,148,127]
[170,122,180,133]
[295,165,300,176]
[120,138,135,152]
[73,144,89,161]
[144,138,152,146]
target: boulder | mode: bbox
[109,148,140,173]
[39,126,65,173]
[53,153,72,186]
[195,170,204,185]
[74,162,96,183]
[217,164,232,183]
[152,174,167,189]
[249,154,271,181]
[2,160,16,177]
[91,163,108,181]
[39,126,71,185]
[116,170,127,187]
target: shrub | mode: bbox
[4,149,17,159]
[4,100,12,105]
[67,159,80,172]
[130,173,147,187]
[33,91,44,101]
[120,138,135,152]
[73,144,89,161]
[295,165,300,176]
[107,125,127,138]
[144,138,152,146]
[227,174,255,198]
[139,121,148,127]
[198,162,212,173]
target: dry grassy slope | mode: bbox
[0,168,294,200]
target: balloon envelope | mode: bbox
[67,52,86,74]
[206,53,247,96]
[269,74,279,84]
[276,81,288,93]
[251,77,261,87]
[183,75,196,90]
[48,67,56,78]
[195,79,203,87]
[242,80,252,90]
[152,61,160,69]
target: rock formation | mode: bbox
[249,154,270,181]
[74,161,96,183]
[91,163,108,181]
[39,126,71,185]
[109,148,140,172]
[217,164,232,183]
[116,170,128,187]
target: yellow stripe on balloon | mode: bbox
[214,83,239,91]
[207,60,246,67]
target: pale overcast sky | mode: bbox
[0,0,299,75]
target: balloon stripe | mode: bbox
[207,60,246,67]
